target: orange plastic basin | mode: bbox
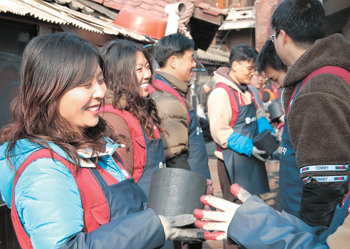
[113,7,167,40]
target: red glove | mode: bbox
[193,184,251,240]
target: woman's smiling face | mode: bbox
[58,66,106,132]
[135,51,152,98]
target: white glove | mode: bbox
[252,146,267,162]
[158,214,204,241]
[194,184,251,240]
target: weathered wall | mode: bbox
[254,0,282,51]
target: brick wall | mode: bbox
[255,0,282,51]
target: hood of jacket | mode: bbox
[213,67,251,99]
[283,33,350,88]
[213,67,248,97]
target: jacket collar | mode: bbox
[283,34,350,88]
[156,70,191,95]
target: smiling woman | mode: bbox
[0,33,203,249]
[99,39,166,196]
[4,32,110,159]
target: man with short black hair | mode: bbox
[150,32,211,249]
[193,1,350,247]
[256,39,287,89]
[271,0,350,227]
[207,44,273,224]
[208,42,274,249]
[150,33,210,177]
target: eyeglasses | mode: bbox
[271,31,280,43]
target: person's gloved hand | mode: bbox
[158,214,205,242]
[252,146,267,162]
[193,184,251,240]
[257,117,275,134]
[227,132,253,157]
[279,115,285,123]
[227,132,267,161]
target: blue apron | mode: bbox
[90,168,148,219]
[222,88,270,195]
[187,109,211,179]
[61,162,163,249]
[136,125,165,197]
[279,82,305,217]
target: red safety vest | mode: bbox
[101,105,160,182]
[11,148,130,249]
[213,83,258,152]
[150,76,212,179]
[286,66,350,115]
[214,83,258,127]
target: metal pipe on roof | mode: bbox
[164,2,186,36]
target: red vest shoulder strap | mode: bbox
[101,105,161,139]
[10,150,40,249]
[11,148,122,249]
[214,83,239,127]
[286,66,350,115]
[150,79,191,124]
[247,88,259,109]
[101,105,149,182]
[102,105,146,141]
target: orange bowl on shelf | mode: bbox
[113,7,167,40]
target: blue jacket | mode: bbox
[0,139,164,249]
[227,196,331,248]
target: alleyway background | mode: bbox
[202,142,281,249]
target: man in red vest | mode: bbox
[150,33,212,249]
[271,0,350,227]
[193,0,350,247]
[207,44,274,249]
[150,33,211,180]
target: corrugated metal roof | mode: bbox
[196,47,229,64]
[0,0,149,42]
[0,0,227,64]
